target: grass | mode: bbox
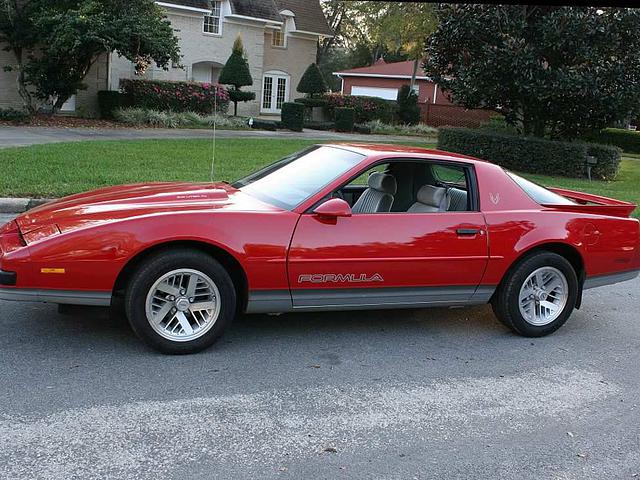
[0,138,637,218]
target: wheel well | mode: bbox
[494,242,585,299]
[112,241,249,311]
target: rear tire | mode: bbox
[125,249,236,354]
[491,251,578,337]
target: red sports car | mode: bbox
[1,144,638,354]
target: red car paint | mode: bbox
[0,144,638,311]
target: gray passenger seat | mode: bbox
[407,185,451,213]
[352,172,397,213]
[447,187,468,211]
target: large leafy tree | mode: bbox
[425,5,640,139]
[1,0,180,114]
[219,35,255,116]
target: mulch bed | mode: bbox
[0,114,131,129]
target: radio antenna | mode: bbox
[210,86,217,183]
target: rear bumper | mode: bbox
[0,269,17,286]
[584,269,639,290]
[0,288,111,306]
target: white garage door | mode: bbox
[351,86,399,101]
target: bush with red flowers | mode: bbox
[120,79,230,114]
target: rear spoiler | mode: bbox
[544,188,637,218]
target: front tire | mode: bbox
[492,251,578,337]
[125,249,236,354]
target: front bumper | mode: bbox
[0,269,17,286]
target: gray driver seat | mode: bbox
[352,172,397,214]
[407,185,450,213]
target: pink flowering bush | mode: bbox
[121,79,229,114]
[322,93,397,123]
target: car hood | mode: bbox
[16,182,279,237]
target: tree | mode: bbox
[297,63,327,97]
[425,5,640,139]
[397,85,420,125]
[1,0,181,114]
[219,35,255,116]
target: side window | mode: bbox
[429,163,472,212]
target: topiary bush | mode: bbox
[297,63,328,97]
[335,107,355,133]
[438,128,595,178]
[219,36,255,116]
[120,79,229,114]
[97,91,124,119]
[586,128,640,154]
[322,93,397,123]
[397,85,420,125]
[281,102,305,132]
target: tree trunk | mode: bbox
[410,58,419,92]
[13,47,36,115]
[233,101,238,117]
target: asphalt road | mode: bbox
[1,211,639,479]
[0,126,429,149]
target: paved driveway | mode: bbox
[0,126,430,148]
[1,213,639,479]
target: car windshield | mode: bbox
[233,146,365,209]
[506,172,576,205]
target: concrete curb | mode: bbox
[0,197,56,214]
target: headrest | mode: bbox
[416,185,447,207]
[368,172,397,195]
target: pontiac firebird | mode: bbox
[1,144,638,354]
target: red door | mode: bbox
[287,212,490,309]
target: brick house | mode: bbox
[0,0,332,117]
[334,59,493,128]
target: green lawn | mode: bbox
[0,138,637,217]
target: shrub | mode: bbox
[586,128,640,154]
[304,121,335,131]
[335,107,355,133]
[478,115,518,135]
[281,102,305,132]
[250,119,278,131]
[354,124,372,134]
[297,63,327,97]
[397,85,420,125]
[364,120,437,137]
[113,108,249,129]
[322,93,397,123]
[585,143,621,180]
[97,91,123,119]
[438,128,593,178]
[295,97,329,108]
[0,107,29,122]
[219,36,254,116]
[120,79,229,114]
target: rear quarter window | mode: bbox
[506,172,575,205]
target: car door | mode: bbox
[287,161,490,310]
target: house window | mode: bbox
[272,28,285,47]
[204,1,222,35]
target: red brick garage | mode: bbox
[333,59,492,128]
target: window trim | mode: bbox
[305,157,480,214]
[203,1,223,36]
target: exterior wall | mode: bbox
[262,31,317,115]
[0,47,25,110]
[341,76,451,105]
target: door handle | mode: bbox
[456,228,480,236]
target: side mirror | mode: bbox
[313,198,352,218]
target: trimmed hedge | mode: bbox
[294,97,329,108]
[281,102,304,132]
[585,143,621,180]
[322,93,397,123]
[587,128,640,154]
[120,79,229,114]
[250,119,278,131]
[397,85,420,125]
[438,128,593,178]
[0,107,29,122]
[335,107,355,132]
[354,124,372,135]
[304,121,335,131]
[97,91,123,119]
